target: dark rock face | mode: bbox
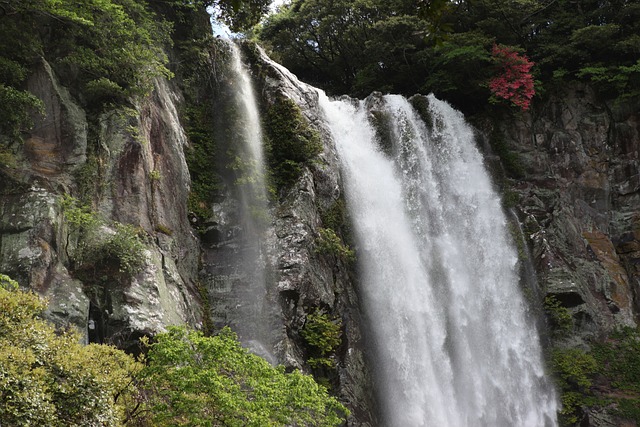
[498,83,639,343]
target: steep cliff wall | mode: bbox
[0,57,200,349]
[498,85,639,338]
[0,36,377,424]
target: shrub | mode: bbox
[61,195,146,277]
[301,310,343,369]
[315,228,355,262]
[544,295,574,338]
[0,283,141,426]
[551,348,598,425]
[137,326,349,426]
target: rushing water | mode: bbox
[319,93,558,426]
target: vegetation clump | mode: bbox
[551,347,598,426]
[264,95,322,194]
[544,295,574,338]
[315,228,355,263]
[139,326,348,426]
[0,277,142,426]
[301,310,343,369]
[549,327,640,426]
[61,194,146,277]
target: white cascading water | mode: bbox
[228,41,267,190]
[225,41,274,361]
[319,92,558,426]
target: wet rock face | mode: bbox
[501,83,640,341]
[0,59,199,347]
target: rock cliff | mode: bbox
[497,84,639,340]
[0,38,378,424]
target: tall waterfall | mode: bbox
[221,41,274,361]
[319,93,558,426]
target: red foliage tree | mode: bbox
[489,44,535,111]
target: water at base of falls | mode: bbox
[319,92,558,427]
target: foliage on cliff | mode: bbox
[0,0,271,145]
[0,277,348,426]
[258,0,640,112]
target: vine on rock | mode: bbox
[489,44,535,111]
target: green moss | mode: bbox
[264,95,322,194]
[155,223,173,236]
[502,187,521,209]
[195,280,213,336]
[184,103,223,222]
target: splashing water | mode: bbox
[319,92,558,427]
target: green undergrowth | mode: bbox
[264,95,322,195]
[0,276,349,427]
[549,326,640,426]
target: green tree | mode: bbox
[0,277,142,426]
[136,326,348,426]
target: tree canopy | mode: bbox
[257,0,640,112]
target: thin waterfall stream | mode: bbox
[318,92,558,426]
[217,41,275,362]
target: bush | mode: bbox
[0,84,44,140]
[301,310,343,369]
[544,295,574,338]
[551,348,598,425]
[61,195,146,277]
[0,283,141,427]
[137,326,349,426]
[315,228,355,262]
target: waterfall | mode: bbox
[319,92,558,426]
[220,41,275,362]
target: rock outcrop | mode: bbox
[497,84,639,345]
[0,58,199,348]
